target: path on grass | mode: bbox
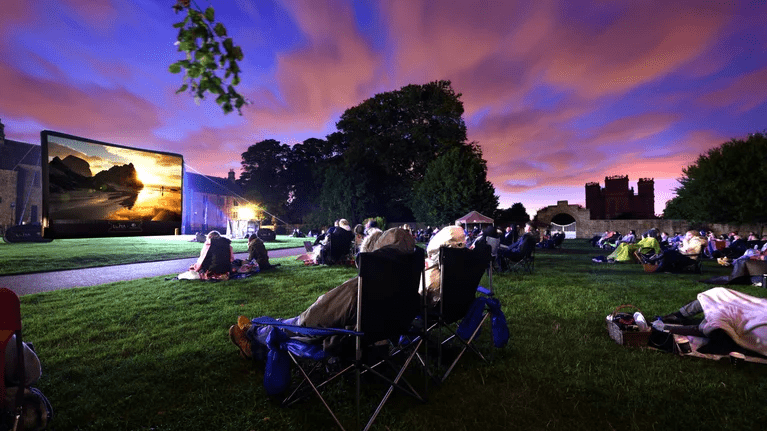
[0,247,305,297]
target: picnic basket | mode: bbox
[606,304,651,347]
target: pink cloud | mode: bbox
[0,62,161,137]
[698,68,767,113]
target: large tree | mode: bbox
[334,80,469,220]
[411,144,499,226]
[663,132,767,224]
[494,203,530,227]
[239,139,292,218]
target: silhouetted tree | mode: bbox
[411,145,498,226]
[664,132,767,224]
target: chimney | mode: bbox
[0,118,5,146]
[228,168,235,182]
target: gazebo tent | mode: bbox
[456,210,494,231]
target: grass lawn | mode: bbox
[0,235,307,275]
[16,240,767,430]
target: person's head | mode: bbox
[338,219,351,231]
[524,223,533,233]
[354,224,364,236]
[207,230,221,240]
[334,219,340,227]
[629,230,635,235]
[482,225,498,238]
[365,219,378,229]
[685,230,698,240]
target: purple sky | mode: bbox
[2,0,766,217]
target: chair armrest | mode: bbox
[477,286,493,296]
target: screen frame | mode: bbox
[41,130,185,239]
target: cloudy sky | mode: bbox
[2,0,765,217]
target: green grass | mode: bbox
[0,235,307,275]
[17,240,767,430]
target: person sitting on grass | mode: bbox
[190,230,233,279]
[247,232,273,270]
[229,227,416,358]
[601,232,661,263]
[656,287,767,358]
[646,230,706,273]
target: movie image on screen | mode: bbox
[41,130,183,238]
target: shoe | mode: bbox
[229,325,252,358]
[237,315,252,331]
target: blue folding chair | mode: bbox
[252,247,426,431]
[423,246,509,382]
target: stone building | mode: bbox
[183,169,247,234]
[0,120,43,235]
[585,176,654,219]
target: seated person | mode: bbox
[421,226,469,307]
[500,223,536,263]
[501,225,518,247]
[229,228,416,357]
[657,287,767,357]
[647,230,706,273]
[247,232,272,270]
[318,219,355,265]
[702,245,767,284]
[190,230,234,278]
[538,231,565,249]
[606,233,660,263]
[614,230,636,247]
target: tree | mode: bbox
[170,1,248,114]
[239,139,292,218]
[334,80,469,221]
[411,144,499,226]
[494,203,530,227]
[663,132,767,224]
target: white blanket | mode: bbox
[697,287,767,356]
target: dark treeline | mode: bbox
[237,80,500,228]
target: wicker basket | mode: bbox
[606,304,651,347]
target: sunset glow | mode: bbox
[2,1,765,217]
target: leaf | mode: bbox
[172,21,185,28]
[205,6,215,22]
[175,84,188,94]
[169,63,182,74]
[214,22,227,37]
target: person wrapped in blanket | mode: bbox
[3,335,53,431]
[189,230,234,280]
[420,225,468,308]
[229,227,415,359]
[656,287,767,358]
[644,230,706,273]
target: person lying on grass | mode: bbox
[657,287,767,358]
[230,227,416,359]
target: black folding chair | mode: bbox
[252,247,426,431]
[1,288,25,431]
[423,246,504,382]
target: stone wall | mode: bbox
[535,200,765,239]
[0,169,17,230]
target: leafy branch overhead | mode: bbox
[170,1,247,114]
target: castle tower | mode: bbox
[636,178,655,218]
[228,168,236,182]
[585,182,604,219]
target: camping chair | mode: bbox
[1,288,25,431]
[251,247,426,431]
[680,249,706,274]
[504,246,535,274]
[322,231,355,266]
[422,246,507,383]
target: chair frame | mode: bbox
[1,288,26,431]
[254,248,427,431]
[422,247,493,383]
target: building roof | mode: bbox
[0,140,40,170]
[456,210,494,224]
[184,172,244,197]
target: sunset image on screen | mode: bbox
[47,135,183,222]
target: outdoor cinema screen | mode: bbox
[41,130,184,239]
